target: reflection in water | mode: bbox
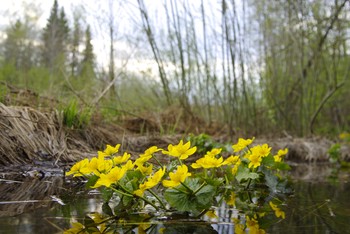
[0,177,65,217]
[0,164,349,233]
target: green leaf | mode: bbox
[102,202,114,216]
[85,174,99,188]
[195,185,215,207]
[122,194,133,206]
[164,188,193,212]
[272,162,291,170]
[261,154,275,167]
[100,187,114,202]
[236,165,259,182]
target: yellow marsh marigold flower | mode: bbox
[137,163,153,175]
[246,216,264,234]
[163,165,191,188]
[232,137,255,153]
[248,153,262,169]
[226,192,236,206]
[205,148,222,157]
[63,222,85,234]
[123,160,134,170]
[66,158,89,177]
[251,144,271,157]
[339,132,350,140]
[80,154,112,176]
[191,154,224,169]
[269,201,286,219]
[205,210,218,219]
[134,167,166,196]
[232,159,241,175]
[112,152,131,165]
[274,148,288,162]
[99,144,121,157]
[140,146,161,158]
[223,155,240,165]
[162,140,197,160]
[134,155,152,166]
[233,218,245,234]
[93,166,127,188]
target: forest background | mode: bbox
[1,0,349,139]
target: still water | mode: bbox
[0,163,349,234]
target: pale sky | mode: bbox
[0,0,244,78]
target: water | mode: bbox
[0,163,349,234]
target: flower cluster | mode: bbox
[65,137,291,234]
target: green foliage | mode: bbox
[328,143,341,164]
[61,100,91,128]
[186,133,227,155]
[64,137,292,233]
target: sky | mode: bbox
[0,0,164,74]
[0,0,247,79]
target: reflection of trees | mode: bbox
[269,181,350,233]
[0,177,64,216]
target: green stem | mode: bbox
[135,194,159,211]
[196,209,209,218]
[117,182,133,195]
[109,187,133,197]
[148,189,167,210]
[180,181,194,194]
[172,186,191,194]
[193,182,206,196]
[246,178,252,189]
[152,155,164,168]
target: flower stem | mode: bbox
[110,187,133,197]
[193,182,206,196]
[152,155,164,168]
[135,194,159,211]
[148,189,167,210]
[180,181,194,194]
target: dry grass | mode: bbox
[0,103,93,165]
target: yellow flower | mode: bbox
[246,216,261,233]
[251,144,271,157]
[137,163,153,175]
[124,160,134,170]
[205,210,218,219]
[134,167,166,196]
[231,159,241,175]
[191,154,224,169]
[163,165,191,188]
[93,166,127,188]
[274,148,288,162]
[134,155,152,166]
[66,158,89,177]
[223,155,240,165]
[248,153,262,168]
[226,192,236,206]
[269,201,285,219]
[205,148,222,157]
[233,218,244,234]
[140,146,161,158]
[64,222,85,234]
[99,144,121,157]
[339,132,350,140]
[162,140,197,160]
[112,152,130,165]
[232,137,254,152]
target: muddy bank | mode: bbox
[0,103,349,169]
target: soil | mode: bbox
[0,83,349,174]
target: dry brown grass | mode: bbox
[0,103,93,165]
